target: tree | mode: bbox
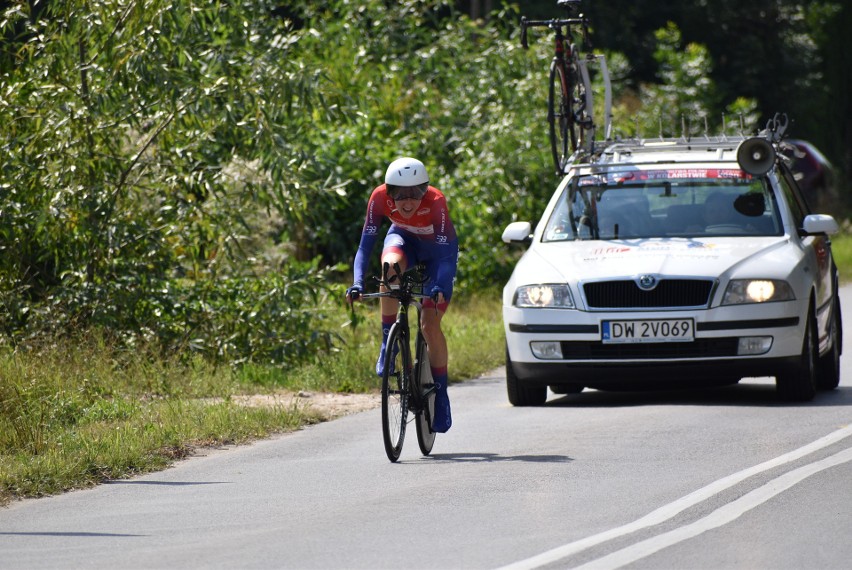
[516,0,850,188]
[0,0,339,364]
[604,23,759,139]
[813,3,851,179]
[461,0,495,20]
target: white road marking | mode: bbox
[576,445,852,570]
[498,424,852,570]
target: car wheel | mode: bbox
[776,303,818,402]
[506,345,547,407]
[550,384,584,394]
[817,294,842,390]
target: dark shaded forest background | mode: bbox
[1,0,849,370]
[473,0,850,176]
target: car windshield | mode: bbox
[542,169,784,241]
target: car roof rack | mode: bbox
[567,136,746,168]
[567,114,790,176]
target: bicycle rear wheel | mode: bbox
[382,322,410,462]
[548,58,575,175]
[414,333,436,456]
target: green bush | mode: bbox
[0,0,767,369]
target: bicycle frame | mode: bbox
[360,262,437,460]
[378,265,435,415]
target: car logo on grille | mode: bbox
[637,275,658,291]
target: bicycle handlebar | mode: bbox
[358,262,429,302]
[360,290,430,302]
[522,18,587,27]
[520,16,589,49]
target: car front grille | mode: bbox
[560,338,739,359]
[583,279,714,309]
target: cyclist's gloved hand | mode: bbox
[346,284,362,303]
[429,286,445,305]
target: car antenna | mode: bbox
[721,113,728,141]
[703,116,710,140]
[658,114,664,141]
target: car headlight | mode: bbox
[514,284,575,309]
[721,279,795,305]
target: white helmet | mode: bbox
[385,157,429,186]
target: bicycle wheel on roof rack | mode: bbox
[570,50,592,152]
[548,58,577,175]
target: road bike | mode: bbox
[521,0,611,174]
[358,262,437,462]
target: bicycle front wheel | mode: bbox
[414,333,436,456]
[382,322,410,462]
[548,58,575,175]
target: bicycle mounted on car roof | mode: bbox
[521,0,613,175]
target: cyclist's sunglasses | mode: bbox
[387,184,427,201]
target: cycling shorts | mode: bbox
[382,226,458,309]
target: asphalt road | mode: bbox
[3,289,852,569]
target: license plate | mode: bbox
[602,318,694,343]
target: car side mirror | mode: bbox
[801,214,839,236]
[502,221,533,244]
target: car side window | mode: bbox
[776,172,807,228]
[543,189,576,241]
[783,167,812,216]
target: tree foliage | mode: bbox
[600,22,759,139]
[277,1,556,283]
[0,0,843,368]
[0,0,340,364]
[520,0,848,175]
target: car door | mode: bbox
[778,167,834,334]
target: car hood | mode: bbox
[521,237,792,283]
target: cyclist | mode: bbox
[346,157,459,433]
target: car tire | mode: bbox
[817,293,842,390]
[776,302,818,402]
[506,346,547,407]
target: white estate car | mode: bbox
[502,135,842,406]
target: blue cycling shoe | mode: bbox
[375,343,399,377]
[431,386,452,433]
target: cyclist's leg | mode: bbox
[375,230,415,376]
[421,259,455,433]
[420,301,448,367]
[379,239,407,318]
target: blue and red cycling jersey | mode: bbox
[353,184,459,299]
